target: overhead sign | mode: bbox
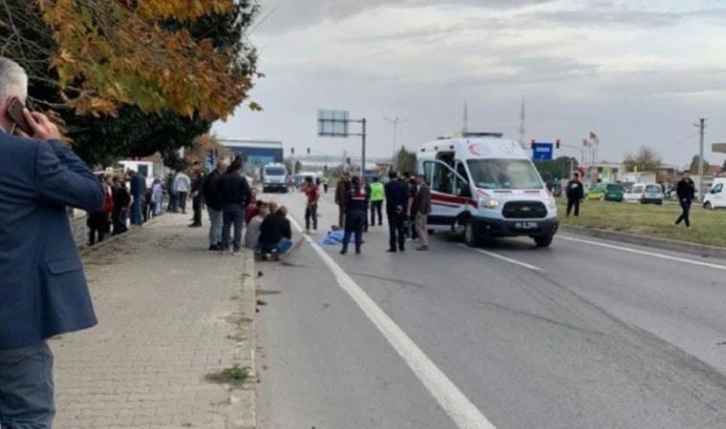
[713,143,726,154]
[531,142,553,161]
[317,109,349,137]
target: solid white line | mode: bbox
[458,244,542,271]
[289,217,497,429]
[558,235,726,271]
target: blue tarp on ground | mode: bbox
[319,230,361,246]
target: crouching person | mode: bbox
[258,205,293,261]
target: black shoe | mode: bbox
[386,248,397,253]
[340,249,348,255]
[209,244,221,251]
[355,248,361,255]
[399,247,405,252]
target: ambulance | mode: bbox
[416,132,559,247]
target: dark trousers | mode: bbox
[0,341,55,428]
[676,200,692,227]
[222,204,244,252]
[112,208,128,235]
[370,201,383,225]
[338,205,346,229]
[388,212,406,251]
[192,199,203,226]
[88,211,109,245]
[342,210,365,251]
[323,184,329,193]
[305,203,318,230]
[177,192,188,214]
[566,198,580,217]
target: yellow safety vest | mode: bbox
[370,182,384,202]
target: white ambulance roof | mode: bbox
[419,137,529,160]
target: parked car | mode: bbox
[625,183,664,205]
[586,183,623,202]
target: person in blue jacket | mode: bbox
[341,176,368,255]
[0,57,104,428]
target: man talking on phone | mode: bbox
[0,57,104,428]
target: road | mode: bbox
[255,188,726,429]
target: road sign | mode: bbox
[317,110,349,137]
[531,142,553,161]
[713,143,726,153]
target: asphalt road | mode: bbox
[256,188,726,429]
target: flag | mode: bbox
[589,131,600,144]
[582,138,589,147]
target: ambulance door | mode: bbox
[422,160,470,226]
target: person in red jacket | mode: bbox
[87,174,114,245]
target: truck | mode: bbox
[262,163,288,193]
[219,139,284,181]
[417,132,558,248]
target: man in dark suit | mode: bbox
[384,170,409,252]
[0,57,104,428]
[129,169,147,225]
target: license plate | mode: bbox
[514,222,539,230]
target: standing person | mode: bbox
[129,169,146,225]
[166,172,178,212]
[565,172,585,217]
[384,170,409,252]
[87,175,114,245]
[322,176,330,193]
[675,170,696,228]
[302,175,319,233]
[335,171,351,228]
[411,174,432,251]
[407,177,419,240]
[150,178,163,217]
[217,158,251,255]
[112,178,131,235]
[362,176,371,233]
[203,160,226,250]
[369,177,385,226]
[189,171,204,228]
[173,170,191,214]
[341,176,367,255]
[0,57,105,429]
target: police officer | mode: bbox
[341,176,367,255]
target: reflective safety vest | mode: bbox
[370,182,384,202]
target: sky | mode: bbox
[212,0,726,169]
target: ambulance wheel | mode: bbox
[534,235,553,248]
[464,221,479,247]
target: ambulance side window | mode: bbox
[455,162,471,197]
[424,161,454,195]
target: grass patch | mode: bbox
[205,364,249,386]
[557,199,726,248]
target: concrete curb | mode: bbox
[227,250,258,429]
[559,225,726,260]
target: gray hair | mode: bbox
[0,58,28,103]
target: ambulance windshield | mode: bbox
[466,159,543,190]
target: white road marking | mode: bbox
[558,235,726,271]
[289,217,497,429]
[458,244,542,271]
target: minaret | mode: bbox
[518,97,526,148]
[462,100,469,135]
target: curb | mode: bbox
[77,214,165,255]
[559,225,726,260]
[227,251,258,429]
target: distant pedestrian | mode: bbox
[384,170,409,252]
[369,177,385,226]
[362,176,371,233]
[335,172,351,228]
[129,170,147,225]
[411,174,432,251]
[189,171,204,228]
[566,172,584,217]
[302,176,319,232]
[150,178,163,217]
[173,170,191,214]
[203,161,226,250]
[407,177,419,240]
[0,57,105,429]
[87,175,114,245]
[217,158,251,255]
[675,170,696,228]
[112,178,131,234]
[341,176,367,255]
[322,176,330,193]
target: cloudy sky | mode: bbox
[212,0,726,168]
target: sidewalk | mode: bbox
[51,213,257,429]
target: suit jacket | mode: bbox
[411,184,432,215]
[384,180,408,216]
[0,135,104,350]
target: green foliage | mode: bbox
[395,146,417,174]
[623,146,662,173]
[689,155,709,175]
[535,157,579,182]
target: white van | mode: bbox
[704,177,726,209]
[262,163,288,193]
[417,133,559,247]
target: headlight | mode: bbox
[547,195,557,209]
[478,197,500,209]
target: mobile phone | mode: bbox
[7,98,33,136]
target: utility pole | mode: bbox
[696,118,707,201]
[384,116,408,162]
